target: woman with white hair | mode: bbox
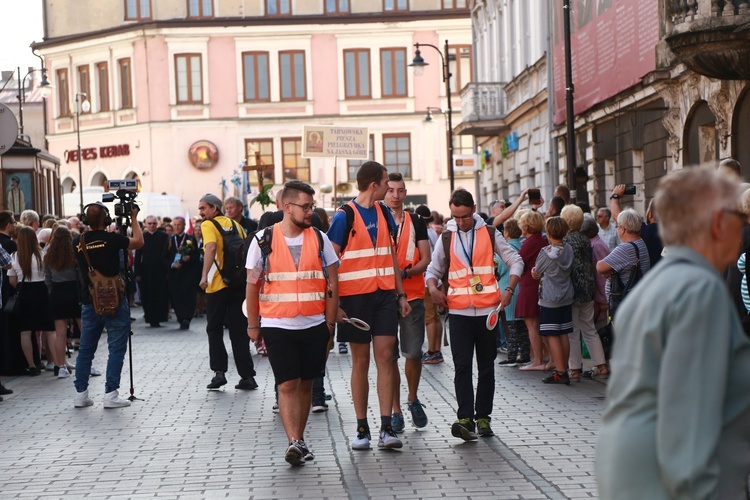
[597,167,750,498]
[595,208,650,314]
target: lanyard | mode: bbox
[457,224,475,273]
[396,211,406,252]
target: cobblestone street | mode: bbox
[1,311,606,499]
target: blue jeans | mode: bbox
[74,299,131,394]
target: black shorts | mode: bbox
[539,304,573,337]
[261,323,330,384]
[337,289,398,344]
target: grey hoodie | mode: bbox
[534,243,574,307]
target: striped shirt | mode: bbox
[738,253,750,313]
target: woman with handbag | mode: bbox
[44,226,82,379]
[8,227,55,376]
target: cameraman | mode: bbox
[72,202,144,409]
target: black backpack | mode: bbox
[337,202,396,253]
[210,219,247,288]
[608,241,644,318]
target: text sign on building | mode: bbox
[454,155,480,172]
[302,126,369,159]
[64,144,130,163]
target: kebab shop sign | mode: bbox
[65,144,130,163]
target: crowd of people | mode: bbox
[2,158,749,494]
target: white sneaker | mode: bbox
[90,365,102,376]
[351,427,371,450]
[45,362,55,371]
[103,390,131,409]
[378,427,403,449]
[74,390,93,408]
[57,366,70,379]
[65,361,75,371]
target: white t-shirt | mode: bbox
[246,228,339,330]
[8,253,46,283]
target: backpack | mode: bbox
[209,218,247,288]
[440,225,497,289]
[79,233,125,316]
[338,202,396,253]
[255,226,330,289]
[608,241,644,318]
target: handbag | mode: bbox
[3,276,25,316]
[598,321,614,360]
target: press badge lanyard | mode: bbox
[457,223,475,274]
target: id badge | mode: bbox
[469,276,483,294]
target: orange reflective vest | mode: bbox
[259,225,327,318]
[338,202,396,296]
[396,212,424,301]
[446,227,500,310]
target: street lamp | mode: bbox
[16,63,51,139]
[75,93,91,215]
[410,40,455,193]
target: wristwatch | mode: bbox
[396,292,407,300]
[610,194,620,200]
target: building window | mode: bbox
[118,58,133,109]
[188,0,213,18]
[384,0,408,11]
[326,0,349,13]
[125,0,151,20]
[57,69,70,117]
[380,48,407,98]
[242,52,270,102]
[77,65,90,113]
[454,134,475,177]
[448,45,472,94]
[246,139,275,183]
[383,133,411,178]
[442,0,467,8]
[344,49,370,99]
[279,51,306,101]
[266,0,291,15]
[175,54,202,104]
[97,62,110,112]
[348,135,375,181]
[282,138,310,182]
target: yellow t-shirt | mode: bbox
[201,215,246,294]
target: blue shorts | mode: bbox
[538,304,573,336]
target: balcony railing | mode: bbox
[460,83,506,123]
[670,0,749,27]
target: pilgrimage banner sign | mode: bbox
[302,126,369,159]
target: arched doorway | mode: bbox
[91,172,109,191]
[124,171,141,191]
[62,177,76,194]
[683,100,719,166]
[732,86,750,180]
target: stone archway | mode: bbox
[732,86,750,180]
[91,172,109,191]
[61,177,76,194]
[683,100,719,167]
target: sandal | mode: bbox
[568,369,582,383]
[583,366,610,379]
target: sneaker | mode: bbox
[391,412,405,433]
[235,377,258,390]
[206,371,227,390]
[451,418,478,441]
[407,399,428,428]
[476,418,495,437]
[338,343,348,354]
[27,367,41,377]
[542,371,571,385]
[311,400,328,413]
[378,426,403,449]
[66,361,76,371]
[284,442,305,466]
[272,402,280,413]
[104,390,131,408]
[497,346,508,354]
[179,320,190,330]
[255,340,268,356]
[90,365,101,377]
[324,392,332,401]
[45,362,55,371]
[498,359,518,367]
[57,366,71,379]
[0,385,12,396]
[74,390,94,408]
[351,426,371,450]
[296,439,314,461]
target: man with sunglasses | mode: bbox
[425,188,523,441]
[245,181,339,465]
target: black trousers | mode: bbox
[206,287,255,379]
[449,314,497,420]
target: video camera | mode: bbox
[102,179,139,232]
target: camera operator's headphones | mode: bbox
[81,202,112,227]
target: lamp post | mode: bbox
[410,40,455,194]
[75,93,91,215]
[563,0,577,203]
[16,64,51,139]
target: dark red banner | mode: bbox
[552,0,660,125]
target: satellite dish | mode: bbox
[320,184,333,194]
[0,103,19,155]
[337,182,352,194]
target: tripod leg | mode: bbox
[127,329,144,401]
